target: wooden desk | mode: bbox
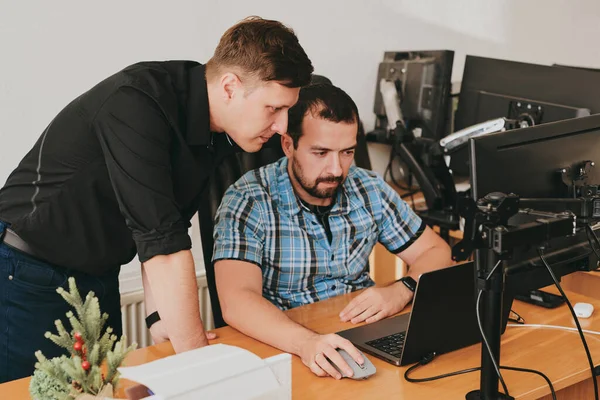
[3,289,600,399]
[561,270,600,301]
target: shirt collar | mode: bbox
[186,64,240,158]
[275,158,364,216]
[186,64,211,147]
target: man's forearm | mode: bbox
[222,289,317,356]
[406,245,453,279]
[143,250,207,353]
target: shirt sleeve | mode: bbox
[212,187,265,267]
[93,87,191,263]
[375,175,426,254]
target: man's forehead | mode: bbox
[300,117,358,144]
[302,113,358,129]
[257,81,299,99]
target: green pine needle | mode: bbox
[29,277,138,399]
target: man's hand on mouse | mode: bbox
[298,333,364,379]
[339,282,413,324]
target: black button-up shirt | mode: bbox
[0,61,238,275]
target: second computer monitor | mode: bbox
[452,55,600,175]
[372,50,454,140]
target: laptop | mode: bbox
[337,261,513,366]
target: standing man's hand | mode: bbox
[142,249,213,353]
[149,320,169,344]
[339,283,413,324]
[148,320,218,345]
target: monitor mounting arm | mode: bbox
[379,79,516,240]
[452,192,575,400]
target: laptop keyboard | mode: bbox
[365,332,406,358]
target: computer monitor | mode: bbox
[469,114,600,294]
[553,63,600,73]
[372,50,454,141]
[452,55,600,175]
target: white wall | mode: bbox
[2,0,600,284]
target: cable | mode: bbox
[404,354,557,400]
[586,224,600,262]
[500,366,556,400]
[476,292,510,395]
[508,309,525,324]
[405,363,480,383]
[384,141,412,192]
[400,190,420,199]
[587,223,600,248]
[506,323,600,338]
[476,259,510,396]
[538,248,599,400]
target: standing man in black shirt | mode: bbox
[0,16,313,382]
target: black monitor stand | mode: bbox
[453,193,575,400]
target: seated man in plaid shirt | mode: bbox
[212,84,453,379]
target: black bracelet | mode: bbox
[145,311,161,329]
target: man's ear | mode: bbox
[220,72,241,103]
[281,134,295,158]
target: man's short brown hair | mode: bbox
[206,16,313,88]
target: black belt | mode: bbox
[2,228,39,258]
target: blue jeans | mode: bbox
[0,221,122,383]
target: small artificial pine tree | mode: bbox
[29,277,137,400]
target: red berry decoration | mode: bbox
[74,332,83,342]
[73,342,82,352]
[81,361,90,371]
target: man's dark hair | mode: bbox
[206,16,313,88]
[287,84,360,148]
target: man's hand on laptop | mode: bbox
[298,333,364,379]
[339,283,413,324]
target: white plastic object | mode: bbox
[574,302,594,319]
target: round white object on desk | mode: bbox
[574,302,594,319]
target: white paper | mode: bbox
[118,344,291,400]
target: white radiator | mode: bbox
[119,274,214,348]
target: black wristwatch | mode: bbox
[145,311,161,329]
[396,276,417,293]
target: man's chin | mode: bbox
[238,141,264,153]
[312,188,339,199]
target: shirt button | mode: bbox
[331,255,334,261]
[8,275,13,280]
[331,285,336,290]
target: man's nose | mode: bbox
[271,111,288,134]
[327,154,343,177]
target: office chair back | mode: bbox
[198,138,284,328]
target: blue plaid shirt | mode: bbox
[212,158,424,310]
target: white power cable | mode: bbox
[507,323,600,338]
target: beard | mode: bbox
[291,157,343,199]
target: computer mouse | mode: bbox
[329,348,376,380]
